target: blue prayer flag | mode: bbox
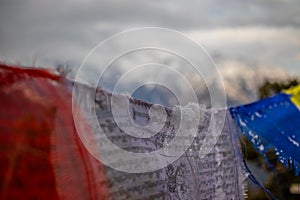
[230,93,300,175]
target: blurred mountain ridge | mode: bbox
[217,63,291,106]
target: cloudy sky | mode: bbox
[1,0,300,106]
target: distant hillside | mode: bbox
[213,64,290,106]
[70,64,293,108]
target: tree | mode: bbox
[55,64,72,77]
[258,79,299,99]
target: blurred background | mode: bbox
[1,0,300,199]
[1,0,300,106]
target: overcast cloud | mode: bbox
[0,0,300,104]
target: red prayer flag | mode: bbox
[0,64,109,200]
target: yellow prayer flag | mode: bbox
[283,84,300,108]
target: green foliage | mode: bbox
[258,79,299,99]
